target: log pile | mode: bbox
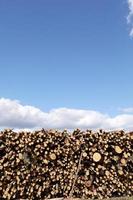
[0,129,133,199]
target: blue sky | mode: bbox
[0,0,133,130]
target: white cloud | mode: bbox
[127,0,133,37]
[120,107,133,113]
[0,98,133,131]
[129,27,133,37]
[127,0,133,23]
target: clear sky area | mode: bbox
[0,0,133,130]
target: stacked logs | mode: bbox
[0,129,133,199]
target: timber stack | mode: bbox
[0,129,133,199]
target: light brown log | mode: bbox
[115,146,123,154]
[121,158,126,165]
[118,169,124,175]
[43,159,48,164]
[49,153,56,160]
[93,152,101,162]
[82,152,87,157]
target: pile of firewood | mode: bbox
[0,129,133,199]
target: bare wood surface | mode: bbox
[0,129,133,199]
[45,196,133,200]
[69,141,83,198]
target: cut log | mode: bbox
[93,152,101,162]
[49,153,56,160]
[0,129,133,199]
[121,158,127,165]
[82,152,87,157]
[115,146,123,154]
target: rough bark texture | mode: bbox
[0,129,133,199]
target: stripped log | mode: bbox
[0,129,133,199]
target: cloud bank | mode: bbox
[127,0,133,37]
[120,107,133,113]
[0,98,133,131]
